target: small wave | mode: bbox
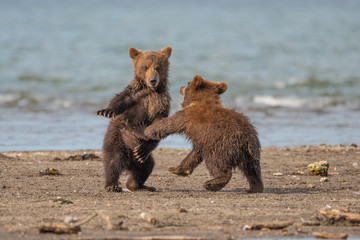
[18,74,64,84]
[275,77,331,89]
[0,93,20,103]
[0,93,78,111]
[253,95,307,108]
[53,99,72,108]
[242,95,355,110]
[275,76,360,89]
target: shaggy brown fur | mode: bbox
[135,75,263,193]
[96,46,172,192]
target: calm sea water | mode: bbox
[1,0,360,151]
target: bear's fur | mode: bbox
[96,46,172,192]
[134,75,264,193]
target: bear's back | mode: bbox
[184,103,257,149]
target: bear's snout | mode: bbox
[145,68,160,88]
[180,86,186,96]
[150,78,158,86]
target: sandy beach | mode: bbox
[1,145,359,239]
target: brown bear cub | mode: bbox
[96,46,172,192]
[134,75,264,193]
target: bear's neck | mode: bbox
[195,97,221,106]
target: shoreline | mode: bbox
[1,145,359,239]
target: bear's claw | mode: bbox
[134,152,144,163]
[96,108,116,119]
[134,145,148,164]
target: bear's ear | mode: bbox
[192,75,204,89]
[129,47,142,59]
[217,82,228,94]
[159,46,172,59]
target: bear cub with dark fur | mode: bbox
[97,46,172,192]
[135,75,264,193]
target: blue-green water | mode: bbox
[1,0,360,151]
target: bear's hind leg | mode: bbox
[139,155,156,191]
[242,158,264,193]
[126,155,156,192]
[203,169,232,192]
[169,149,202,176]
[103,150,123,192]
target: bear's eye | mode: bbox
[155,65,160,71]
[143,66,148,71]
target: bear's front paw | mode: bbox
[96,108,116,119]
[168,166,191,176]
[134,145,149,164]
[133,126,149,141]
[105,185,123,192]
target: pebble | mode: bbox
[177,207,188,213]
[273,172,284,176]
[140,212,156,224]
[243,224,251,230]
[320,177,329,182]
[53,197,73,204]
[64,216,78,224]
[325,204,332,210]
[292,176,300,181]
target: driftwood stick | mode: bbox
[96,211,117,230]
[72,212,98,227]
[72,211,119,230]
[244,220,293,230]
[319,209,360,223]
[38,224,81,234]
[38,211,119,234]
[313,232,348,239]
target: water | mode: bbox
[1,0,360,151]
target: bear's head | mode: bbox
[180,75,228,108]
[129,46,172,91]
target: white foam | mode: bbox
[275,77,304,89]
[0,94,19,103]
[253,95,307,108]
[53,99,72,108]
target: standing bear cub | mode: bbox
[97,46,172,192]
[134,75,264,193]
